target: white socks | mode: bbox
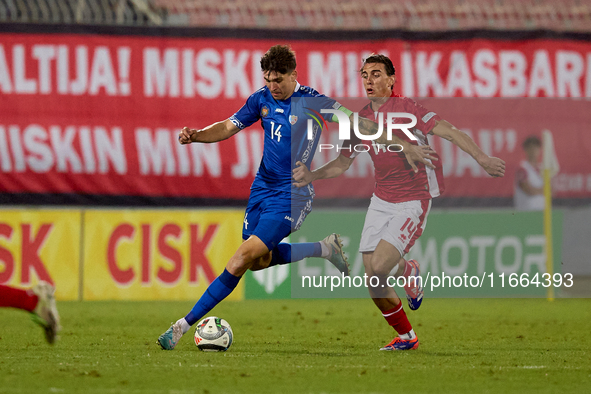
[176,318,192,335]
[399,329,416,340]
[319,241,330,258]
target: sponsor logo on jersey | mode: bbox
[289,115,298,125]
[275,108,284,113]
[261,106,269,117]
[284,215,294,222]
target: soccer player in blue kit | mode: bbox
[158,45,435,350]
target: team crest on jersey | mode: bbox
[261,106,269,117]
[289,115,298,125]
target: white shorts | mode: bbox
[359,195,432,256]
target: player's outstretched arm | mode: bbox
[432,120,505,177]
[178,119,240,144]
[292,155,354,188]
[355,116,438,173]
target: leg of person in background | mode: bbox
[0,281,61,344]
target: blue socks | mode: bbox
[292,242,322,261]
[268,242,322,267]
[184,269,241,326]
[184,243,322,326]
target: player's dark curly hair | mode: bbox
[260,45,297,75]
[360,54,396,76]
[523,135,541,149]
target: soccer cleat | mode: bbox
[322,233,350,276]
[380,336,419,351]
[403,259,424,311]
[157,321,184,350]
[30,281,61,344]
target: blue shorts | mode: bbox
[242,187,313,251]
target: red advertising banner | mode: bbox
[1,32,590,200]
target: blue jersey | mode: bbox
[229,83,340,197]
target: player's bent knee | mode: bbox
[228,237,270,273]
[370,259,395,278]
[249,253,272,271]
[364,264,377,278]
[362,254,374,274]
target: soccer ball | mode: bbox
[194,316,233,352]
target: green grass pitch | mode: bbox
[1,298,589,393]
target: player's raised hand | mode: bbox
[479,156,506,177]
[178,127,197,144]
[403,144,438,173]
[292,161,314,187]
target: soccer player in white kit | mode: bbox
[514,136,545,211]
[293,54,506,350]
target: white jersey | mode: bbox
[514,160,545,211]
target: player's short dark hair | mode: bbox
[523,135,541,149]
[260,45,297,75]
[360,54,396,76]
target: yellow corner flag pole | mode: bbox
[542,130,559,301]
[543,167,554,301]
